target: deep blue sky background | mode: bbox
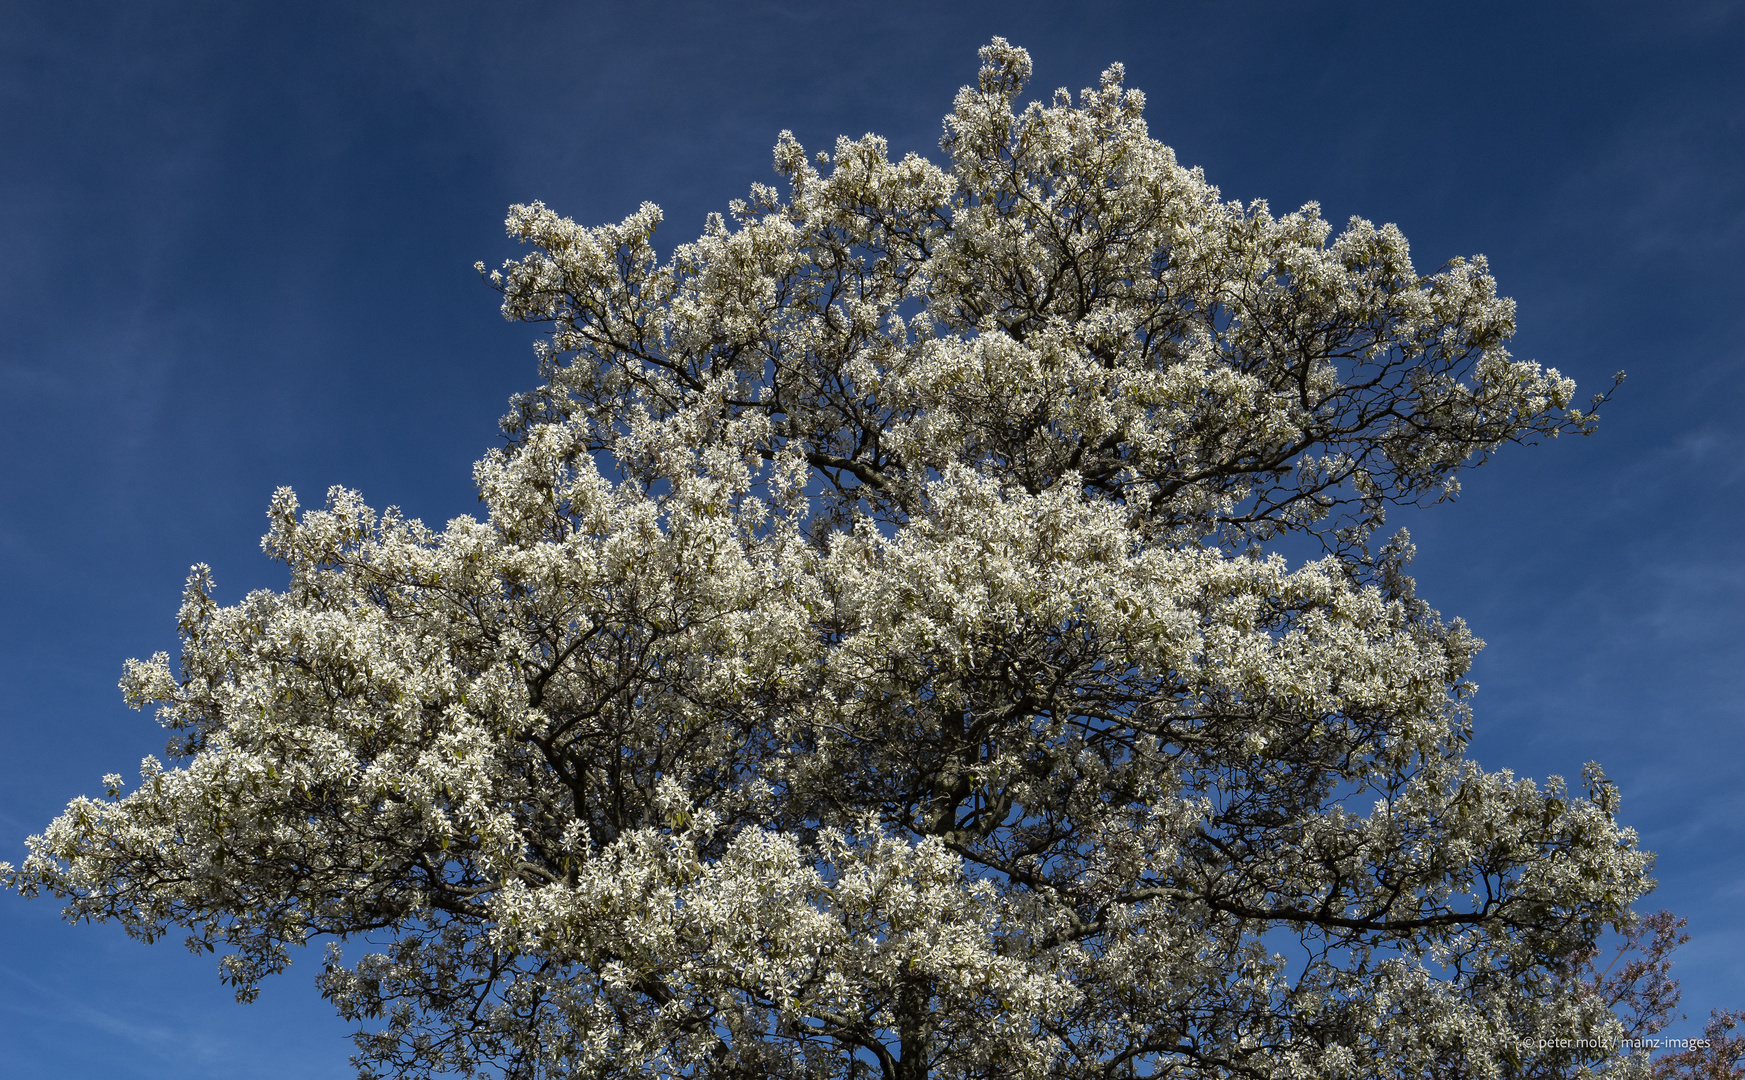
[2,2,1741,1075]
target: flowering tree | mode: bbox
[7,40,1656,1080]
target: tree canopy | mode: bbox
[6,40,1655,1080]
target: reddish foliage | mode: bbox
[1654,1010,1745,1080]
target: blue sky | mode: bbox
[2,2,1741,1075]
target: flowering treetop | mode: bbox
[7,39,1645,1080]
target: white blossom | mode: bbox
[8,39,1643,1080]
